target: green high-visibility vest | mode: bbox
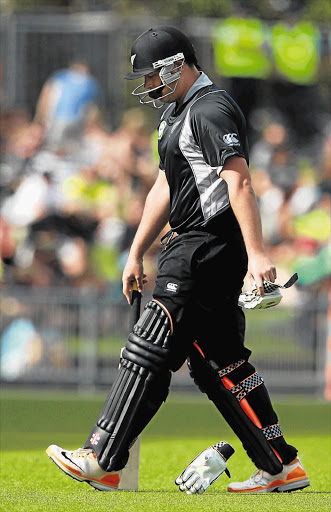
[272,22,320,84]
[212,17,272,79]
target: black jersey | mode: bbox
[158,82,249,233]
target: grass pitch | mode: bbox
[0,389,330,512]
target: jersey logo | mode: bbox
[165,282,179,293]
[158,120,167,140]
[223,133,240,146]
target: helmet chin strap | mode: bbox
[131,57,184,108]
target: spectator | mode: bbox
[250,121,288,171]
[34,59,102,154]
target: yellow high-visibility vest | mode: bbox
[212,17,272,79]
[271,21,320,84]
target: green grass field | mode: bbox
[0,389,330,512]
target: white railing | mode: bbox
[0,286,328,396]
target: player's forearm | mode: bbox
[129,203,169,260]
[226,173,277,290]
[229,181,265,258]
[222,157,266,258]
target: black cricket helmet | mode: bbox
[125,26,196,79]
[124,26,196,107]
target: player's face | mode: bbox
[144,70,178,103]
[144,71,161,90]
[144,71,166,101]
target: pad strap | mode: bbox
[228,372,264,401]
[217,359,246,378]
[262,423,283,440]
[187,351,284,475]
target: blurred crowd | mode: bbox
[0,62,330,303]
[0,61,161,297]
[249,112,330,300]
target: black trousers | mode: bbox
[153,226,298,466]
[153,226,251,371]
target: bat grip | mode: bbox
[130,283,141,332]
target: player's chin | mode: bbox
[148,87,164,100]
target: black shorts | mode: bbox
[153,229,251,370]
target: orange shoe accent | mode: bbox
[266,478,286,489]
[286,466,307,480]
[100,473,120,486]
[227,458,309,493]
[229,478,286,493]
[49,450,120,488]
[228,487,252,493]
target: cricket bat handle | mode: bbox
[130,282,141,331]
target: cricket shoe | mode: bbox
[46,445,121,491]
[227,457,310,493]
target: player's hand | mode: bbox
[175,443,234,495]
[122,257,147,305]
[248,254,277,297]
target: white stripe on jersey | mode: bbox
[179,105,230,221]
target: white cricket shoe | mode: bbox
[227,457,310,493]
[46,445,121,491]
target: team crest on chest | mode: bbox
[158,120,167,140]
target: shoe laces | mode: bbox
[249,469,268,485]
[71,448,96,460]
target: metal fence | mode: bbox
[2,12,329,130]
[0,12,187,128]
[0,286,328,395]
[0,12,126,127]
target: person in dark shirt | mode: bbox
[46,27,309,495]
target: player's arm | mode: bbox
[122,169,170,303]
[221,156,276,296]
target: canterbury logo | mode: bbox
[223,133,240,146]
[165,282,179,293]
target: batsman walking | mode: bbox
[47,26,309,494]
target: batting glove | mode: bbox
[238,273,298,310]
[175,441,235,495]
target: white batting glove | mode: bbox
[238,285,282,310]
[238,273,298,310]
[175,441,235,495]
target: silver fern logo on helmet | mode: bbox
[132,52,185,108]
